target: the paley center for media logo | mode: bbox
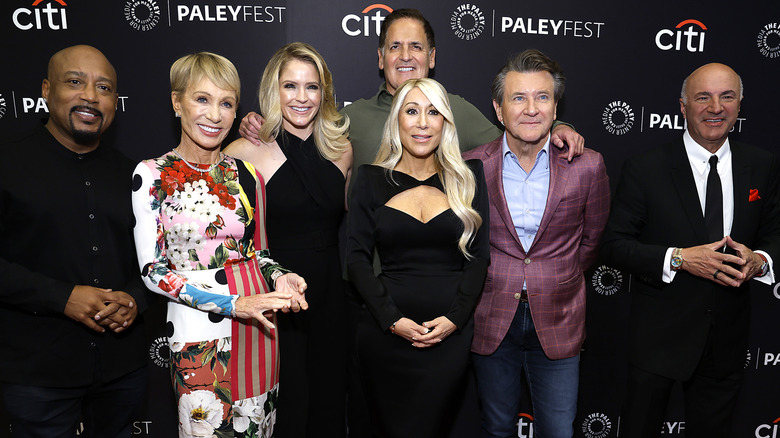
[124,0,160,31]
[451,4,485,41]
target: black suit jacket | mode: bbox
[601,138,780,380]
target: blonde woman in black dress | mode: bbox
[345,78,489,438]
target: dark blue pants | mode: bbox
[2,366,147,438]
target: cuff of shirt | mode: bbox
[754,250,775,285]
[662,247,676,284]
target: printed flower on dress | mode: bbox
[233,390,277,438]
[157,272,186,297]
[153,155,240,234]
[166,222,206,270]
[178,390,224,437]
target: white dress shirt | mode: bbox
[662,131,774,284]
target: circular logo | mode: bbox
[757,23,780,59]
[450,4,485,41]
[0,94,7,120]
[148,336,170,368]
[592,265,623,296]
[773,282,780,300]
[602,101,635,135]
[582,412,612,438]
[124,0,160,32]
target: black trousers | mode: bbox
[620,332,743,438]
[2,366,147,438]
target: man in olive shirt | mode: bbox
[239,10,585,436]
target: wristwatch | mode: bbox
[758,254,769,277]
[671,248,683,271]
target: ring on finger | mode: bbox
[713,269,722,280]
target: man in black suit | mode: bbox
[0,45,147,437]
[601,63,780,438]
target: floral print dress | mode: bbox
[132,152,287,438]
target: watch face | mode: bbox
[671,257,682,269]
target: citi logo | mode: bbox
[517,413,535,438]
[655,19,706,52]
[13,0,68,31]
[342,4,392,37]
[755,417,780,438]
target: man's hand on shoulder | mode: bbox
[238,112,265,146]
[64,286,137,333]
[551,123,584,162]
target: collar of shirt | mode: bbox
[377,82,394,106]
[501,132,550,175]
[683,129,731,178]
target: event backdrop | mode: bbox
[1,0,779,437]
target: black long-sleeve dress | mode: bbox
[345,161,489,438]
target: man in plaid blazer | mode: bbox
[463,50,610,438]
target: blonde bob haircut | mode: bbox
[257,42,350,161]
[170,52,240,104]
[374,78,482,258]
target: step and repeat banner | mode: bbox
[1,0,779,437]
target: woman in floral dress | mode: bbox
[132,52,307,438]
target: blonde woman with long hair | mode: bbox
[345,78,489,438]
[225,42,352,438]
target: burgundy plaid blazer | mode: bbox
[463,136,610,359]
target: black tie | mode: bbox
[704,155,723,242]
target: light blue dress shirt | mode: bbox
[501,134,551,253]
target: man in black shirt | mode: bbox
[0,45,147,437]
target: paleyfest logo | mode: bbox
[0,94,7,120]
[757,23,780,59]
[451,4,485,40]
[602,100,635,135]
[342,4,392,37]
[175,3,286,23]
[124,0,160,31]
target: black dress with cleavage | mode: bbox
[265,129,347,438]
[345,162,489,438]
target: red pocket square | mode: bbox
[749,189,761,202]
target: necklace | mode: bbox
[172,148,223,173]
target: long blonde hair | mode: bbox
[257,42,349,160]
[374,78,482,258]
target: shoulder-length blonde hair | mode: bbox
[257,42,349,161]
[374,78,482,258]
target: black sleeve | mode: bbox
[345,166,403,331]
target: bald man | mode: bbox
[601,63,780,437]
[0,45,147,437]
